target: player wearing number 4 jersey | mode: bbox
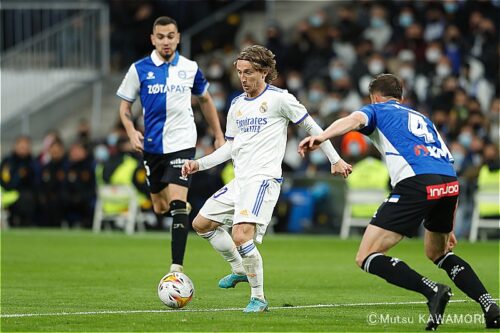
[182,45,352,313]
[299,74,499,331]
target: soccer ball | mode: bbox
[157,272,194,309]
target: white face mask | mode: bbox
[436,64,451,77]
[208,65,224,79]
[368,60,384,75]
[399,66,415,80]
[321,98,341,115]
[426,48,441,63]
[287,78,302,91]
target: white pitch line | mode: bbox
[2,298,495,319]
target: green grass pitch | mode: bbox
[1,229,498,332]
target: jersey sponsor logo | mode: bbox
[236,117,268,133]
[259,101,268,113]
[178,70,187,79]
[414,144,451,159]
[147,83,190,94]
[146,71,155,80]
[426,181,459,200]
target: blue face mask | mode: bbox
[94,145,109,162]
[348,141,361,157]
[107,133,119,146]
[458,133,472,148]
[309,15,324,28]
[452,152,464,170]
[309,90,324,103]
[329,67,345,80]
[399,14,413,27]
[213,98,225,111]
[444,3,457,13]
[370,17,386,29]
[323,98,341,113]
[310,150,326,165]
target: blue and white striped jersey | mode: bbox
[355,100,456,187]
[117,50,209,154]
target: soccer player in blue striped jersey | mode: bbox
[299,74,499,330]
[117,16,225,274]
[182,45,352,312]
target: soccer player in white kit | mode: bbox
[182,45,352,312]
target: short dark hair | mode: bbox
[153,16,178,32]
[368,74,403,99]
[234,45,278,83]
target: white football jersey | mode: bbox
[225,85,308,181]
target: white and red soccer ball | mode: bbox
[157,272,194,309]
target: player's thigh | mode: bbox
[166,183,188,202]
[143,152,169,195]
[234,178,281,244]
[356,224,404,267]
[198,182,235,230]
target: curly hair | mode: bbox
[234,45,278,83]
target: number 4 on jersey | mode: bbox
[408,113,435,143]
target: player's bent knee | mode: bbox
[169,200,188,215]
[425,248,446,262]
[192,214,212,234]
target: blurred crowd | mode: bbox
[1,0,498,238]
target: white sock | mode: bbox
[238,239,264,300]
[198,227,245,275]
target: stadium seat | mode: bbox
[340,157,389,239]
[469,166,500,242]
[1,186,19,229]
[92,184,139,235]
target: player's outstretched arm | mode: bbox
[197,92,225,149]
[183,140,233,177]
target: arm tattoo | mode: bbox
[124,110,133,121]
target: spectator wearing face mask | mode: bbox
[38,138,67,227]
[423,5,446,42]
[443,24,464,74]
[458,59,494,113]
[304,80,327,114]
[64,141,96,228]
[1,136,38,227]
[362,4,393,52]
[358,53,387,96]
[394,23,427,65]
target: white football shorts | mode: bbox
[199,177,282,243]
